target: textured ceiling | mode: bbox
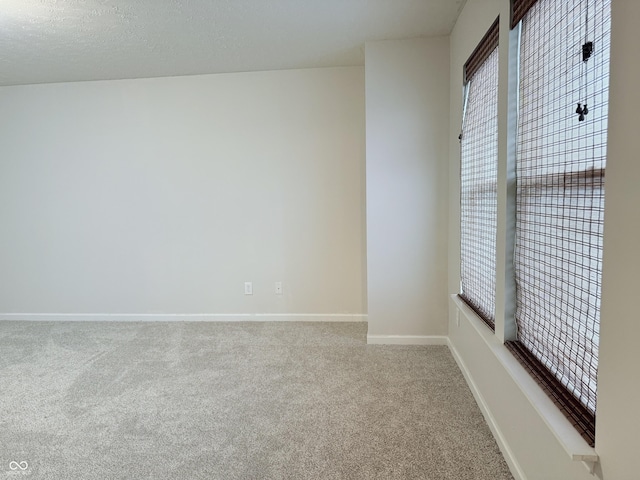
[1,0,466,86]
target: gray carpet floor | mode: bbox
[0,321,513,479]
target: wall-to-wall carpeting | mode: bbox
[0,322,512,479]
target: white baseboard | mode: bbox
[446,338,527,480]
[367,334,448,345]
[0,313,367,322]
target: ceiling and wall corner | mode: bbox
[1,0,467,86]
[0,0,465,321]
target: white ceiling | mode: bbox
[1,0,466,87]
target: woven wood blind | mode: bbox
[511,0,611,446]
[460,26,499,328]
[511,0,540,28]
[464,18,499,84]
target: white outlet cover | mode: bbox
[244,282,253,295]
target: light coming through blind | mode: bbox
[512,0,610,442]
[460,45,499,328]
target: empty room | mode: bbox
[1,0,638,479]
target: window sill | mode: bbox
[450,294,599,470]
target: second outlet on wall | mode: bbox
[244,282,283,295]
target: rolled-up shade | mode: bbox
[511,0,540,28]
[463,18,499,84]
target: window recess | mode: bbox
[507,0,611,447]
[459,18,500,330]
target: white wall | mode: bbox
[0,67,366,319]
[593,0,640,477]
[365,37,450,341]
[448,0,640,479]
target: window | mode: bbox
[459,19,499,329]
[506,0,611,446]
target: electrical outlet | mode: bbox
[275,282,283,295]
[244,282,253,295]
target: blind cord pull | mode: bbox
[577,1,594,122]
[582,41,594,62]
[577,42,593,122]
[576,101,589,120]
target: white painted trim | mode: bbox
[0,313,367,322]
[447,337,527,480]
[366,335,448,345]
[451,294,599,464]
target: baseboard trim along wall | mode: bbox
[366,335,448,345]
[450,294,600,479]
[0,313,368,322]
[446,338,527,480]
